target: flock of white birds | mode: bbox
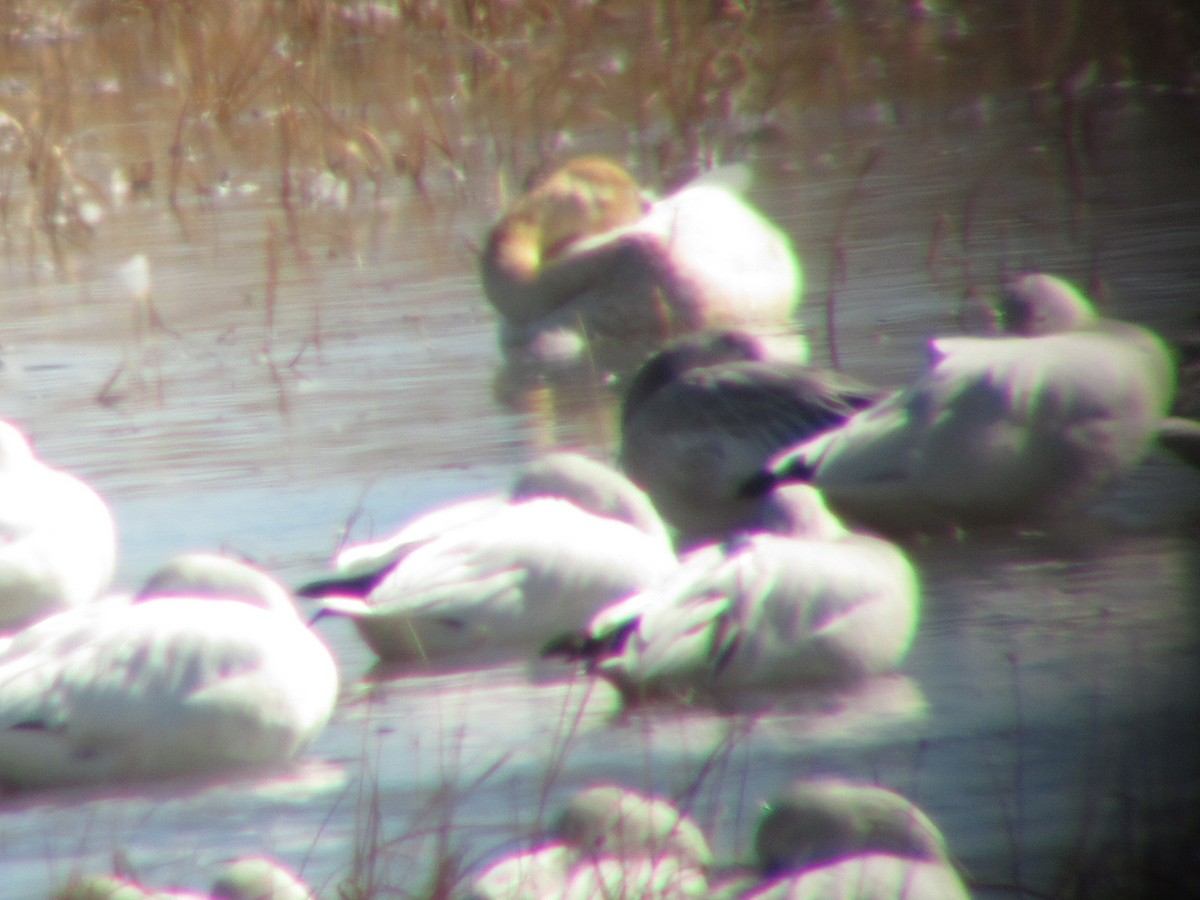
[2,157,1193,899]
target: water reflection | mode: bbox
[1,7,1199,898]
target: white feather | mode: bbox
[468,784,711,900]
[740,779,970,900]
[482,157,805,375]
[770,274,1176,533]
[311,454,677,665]
[0,420,117,632]
[589,486,919,702]
[0,554,337,788]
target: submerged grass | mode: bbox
[1,0,1197,268]
[0,0,1194,378]
[4,2,1199,898]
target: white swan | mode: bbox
[757,273,1176,534]
[740,779,970,900]
[52,855,314,900]
[0,419,117,632]
[468,783,711,900]
[573,485,919,706]
[300,453,677,666]
[481,157,805,376]
[209,857,314,900]
[0,553,338,788]
[619,330,877,544]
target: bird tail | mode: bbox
[295,569,389,599]
[542,618,639,663]
[740,451,817,498]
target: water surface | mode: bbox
[1,21,1200,898]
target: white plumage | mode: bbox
[302,453,677,666]
[740,779,970,900]
[481,157,805,376]
[763,274,1176,534]
[0,553,338,789]
[0,420,117,632]
[468,784,711,900]
[52,855,314,900]
[581,485,919,704]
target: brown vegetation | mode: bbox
[0,0,1196,276]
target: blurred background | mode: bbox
[0,2,1199,898]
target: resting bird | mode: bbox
[0,419,117,632]
[738,779,970,900]
[565,484,919,706]
[0,553,338,788]
[52,855,314,900]
[753,273,1176,535]
[300,453,677,667]
[619,330,877,544]
[481,157,805,377]
[467,783,711,900]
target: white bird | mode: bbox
[52,855,314,900]
[0,553,338,789]
[739,779,970,900]
[0,419,117,632]
[468,783,711,900]
[300,453,677,667]
[481,157,805,377]
[572,485,919,706]
[619,330,877,545]
[756,273,1176,535]
[553,783,714,867]
[209,856,314,900]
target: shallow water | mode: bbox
[2,47,1200,900]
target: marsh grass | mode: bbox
[0,0,1194,369]
[3,1,1196,260]
[330,664,1198,899]
[2,0,1193,385]
[329,671,610,900]
[5,2,1199,898]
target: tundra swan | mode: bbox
[52,855,314,900]
[300,453,677,666]
[0,420,117,631]
[755,274,1175,534]
[481,157,805,376]
[468,783,711,900]
[619,330,876,544]
[0,553,338,788]
[741,779,970,900]
[569,485,919,705]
